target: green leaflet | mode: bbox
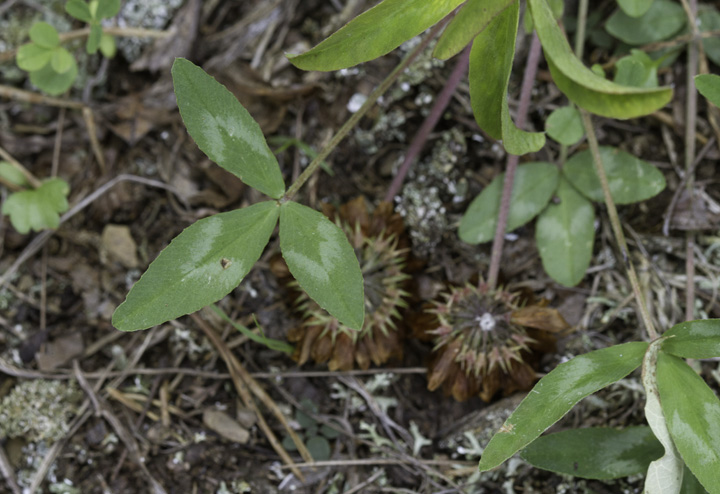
[606,0,686,46]
[614,50,662,88]
[563,146,666,205]
[657,353,720,493]
[279,201,364,330]
[643,338,685,494]
[459,162,558,244]
[699,6,720,67]
[616,0,654,18]
[478,341,648,471]
[545,106,584,145]
[535,177,594,287]
[29,59,78,95]
[696,74,720,108]
[287,0,464,71]
[112,201,280,331]
[433,0,515,60]
[1,178,70,234]
[172,58,286,199]
[520,426,663,479]
[469,0,544,154]
[529,0,672,119]
[662,319,720,361]
[29,21,60,47]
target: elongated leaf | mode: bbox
[87,23,102,54]
[662,319,720,359]
[112,201,280,331]
[617,0,654,18]
[696,74,720,108]
[545,106,584,145]
[478,341,648,471]
[606,0,685,45]
[564,146,666,205]
[1,178,69,234]
[459,162,558,244]
[172,58,285,199]
[520,426,663,479]
[288,0,464,71]
[208,304,294,354]
[279,201,364,330]
[643,339,685,494]
[434,0,515,60]
[529,0,672,119]
[657,352,720,493]
[469,1,544,153]
[29,22,59,48]
[535,177,594,287]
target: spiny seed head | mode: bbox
[425,283,564,402]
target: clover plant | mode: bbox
[111,0,720,491]
[0,161,70,234]
[15,0,120,95]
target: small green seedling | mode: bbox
[281,398,339,461]
[0,161,70,234]
[15,0,120,95]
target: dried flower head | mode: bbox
[424,282,569,402]
[287,197,410,370]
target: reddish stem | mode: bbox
[487,32,542,289]
[384,45,471,202]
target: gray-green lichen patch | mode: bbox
[0,379,81,442]
[116,0,184,62]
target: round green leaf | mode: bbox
[535,177,594,287]
[434,0,515,60]
[606,0,686,45]
[172,58,285,199]
[0,161,30,187]
[112,201,280,331]
[478,341,648,472]
[529,0,673,119]
[545,106,584,145]
[279,201,364,330]
[657,352,720,493]
[99,33,116,58]
[306,436,331,461]
[616,0,654,18]
[28,22,60,48]
[563,146,666,205]
[613,50,660,89]
[51,47,75,74]
[1,178,70,234]
[696,74,720,108]
[65,0,92,22]
[699,6,720,67]
[459,162,559,244]
[16,43,53,71]
[29,58,78,95]
[521,427,663,479]
[661,319,720,359]
[95,0,121,19]
[287,0,464,71]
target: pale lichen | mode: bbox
[0,379,81,442]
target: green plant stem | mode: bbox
[282,14,453,202]
[580,110,658,340]
[682,0,699,321]
[574,0,589,61]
